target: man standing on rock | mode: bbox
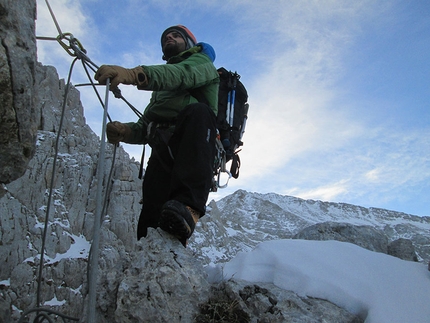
[95,25,219,246]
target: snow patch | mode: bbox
[211,239,430,323]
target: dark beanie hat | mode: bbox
[161,25,197,50]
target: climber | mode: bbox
[95,25,219,247]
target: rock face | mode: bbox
[388,238,418,262]
[197,280,363,323]
[0,62,143,322]
[113,229,211,323]
[292,222,389,253]
[0,0,38,191]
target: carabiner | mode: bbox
[56,32,86,57]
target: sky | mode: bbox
[35,0,430,217]
[207,239,430,323]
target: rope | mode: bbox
[19,58,80,323]
[19,0,145,321]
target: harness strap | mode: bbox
[138,145,145,179]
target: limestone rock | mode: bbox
[0,297,11,323]
[113,229,210,323]
[196,280,363,323]
[79,227,132,322]
[388,238,418,262]
[0,0,38,189]
[0,62,142,321]
[293,221,388,254]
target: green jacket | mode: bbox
[125,45,219,144]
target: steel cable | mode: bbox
[19,0,145,321]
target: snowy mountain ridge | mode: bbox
[218,189,429,228]
[190,189,430,265]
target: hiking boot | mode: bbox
[186,205,200,225]
[160,200,200,247]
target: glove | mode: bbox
[95,65,148,90]
[106,121,132,144]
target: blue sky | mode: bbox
[36,0,430,216]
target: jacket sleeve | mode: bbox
[122,118,148,144]
[140,53,219,92]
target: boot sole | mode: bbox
[159,210,192,241]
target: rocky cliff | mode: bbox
[0,0,38,193]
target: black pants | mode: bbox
[137,103,217,239]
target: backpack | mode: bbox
[212,67,249,191]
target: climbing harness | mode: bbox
[18,1,143,322]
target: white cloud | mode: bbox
[364,168,381,182]
[289,180,350,202]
